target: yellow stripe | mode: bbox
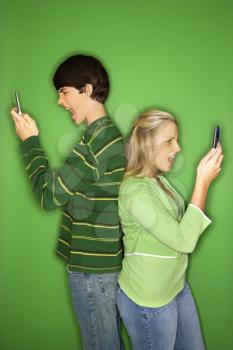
[56,250,69,260]
[63,212,73,222]
[70,248,123,257]
[41,183,47,209]
[23,148,43,157]
[67,264,121,271]
[95,136,123,157]
[89,147,99,165]
[88,146,100,180]
[73,222,119,229]
[29,165,46,179]
[88,124,114,145]
[52,173,62,206]
[41,193,44,209]
[104,167,125,175]
[58,176,74,196]
[61,224,71,233]
[72,149,96,170]
[74,191,118,201]
[71,235,119,242]
[92,182,121,187]
[58,238,70,247]
[25,155,47,171]
[53,196,61,206]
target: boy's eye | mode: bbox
[59,89,68,96]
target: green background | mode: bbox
[1,0,233,349]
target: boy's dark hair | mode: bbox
[53,54,110,103]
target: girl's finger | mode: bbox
[217,154,224,167]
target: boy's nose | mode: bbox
[58,96,63,105]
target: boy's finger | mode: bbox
[23,114,35,124]
[10,108,21,122]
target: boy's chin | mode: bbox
[72,113,84,124]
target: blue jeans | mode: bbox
[117,282,205,350]
[68,270,123,350]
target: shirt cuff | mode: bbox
[20,136,41,154]
[188,203,212,225]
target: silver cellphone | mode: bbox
[15,91,22,115]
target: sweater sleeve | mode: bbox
[119,180,211,253]
[20,136,99,210]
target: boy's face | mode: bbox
[58,86,90,125]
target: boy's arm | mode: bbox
[21,136,98,210]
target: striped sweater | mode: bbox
[20,116,125,273]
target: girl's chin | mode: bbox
[158,164,172,173]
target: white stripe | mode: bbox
[188,204,212,224]
[124,252,177,259]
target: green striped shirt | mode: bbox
[20,116,125,273]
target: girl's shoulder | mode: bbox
[120,176,159,195]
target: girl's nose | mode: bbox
[175,142,181,153]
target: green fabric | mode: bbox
[20,116,125,273]
[118,176,211,307]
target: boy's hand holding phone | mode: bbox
[10,93,39,141]
[10,108,39,141]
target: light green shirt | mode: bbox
[118,176,211,307]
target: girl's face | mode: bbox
[153,121,181,174]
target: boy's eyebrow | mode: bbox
[58,87,66,93]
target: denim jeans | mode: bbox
[68,269,123,350]
[117,282,205,350]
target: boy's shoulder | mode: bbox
[84,116,124,161]
[84,116,122,144]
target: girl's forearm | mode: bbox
[190,179,209,212]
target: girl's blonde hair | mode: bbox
[125,109,177,178]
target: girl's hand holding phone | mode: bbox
[196,143,223,188]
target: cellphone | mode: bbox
[212,125,220,148]
[15,91,22,115]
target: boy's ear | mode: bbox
[85,84,93,97]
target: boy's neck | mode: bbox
[85,100,107,125]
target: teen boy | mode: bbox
[10,54,125,349]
